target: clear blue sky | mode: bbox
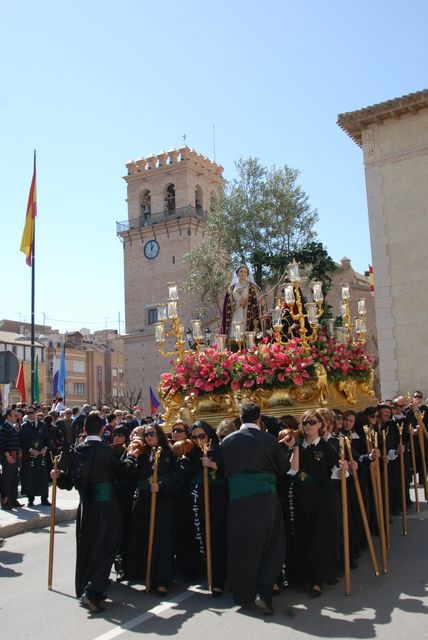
[1,0,427,333]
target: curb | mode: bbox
[0,508,77,538]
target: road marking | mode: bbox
[92,586,207,640]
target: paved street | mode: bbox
[1,494,428,640]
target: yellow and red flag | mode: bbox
[20,154,37,266]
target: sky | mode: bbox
[1,0,427,334]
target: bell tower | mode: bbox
[117,147,223,407]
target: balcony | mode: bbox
[116,205,208,235]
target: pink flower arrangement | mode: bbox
[160,340,314,398]
[311,334,374,382]
[159,335,374,399]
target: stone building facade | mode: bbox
[338,89,428,398]
[117,147,223,410]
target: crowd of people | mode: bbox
[1,391,428,616]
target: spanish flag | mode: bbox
[20,153,37,266]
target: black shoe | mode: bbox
[310,583,322,597]
[327,577,339,585]
[28,498,35,506]
[116,571,125,583]
[1,504,13,511]
[255,585,274,615]
[41,499,51,506]
[12,501,23,508]
[81,591,105,613]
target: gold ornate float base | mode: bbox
[161,376,377,429]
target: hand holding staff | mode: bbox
[397,424,408,536]
[48,452,62,590]
[339,437,351,595]
[146,446,162,594]
[364,426,388,574]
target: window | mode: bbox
[112,368,117,377]
[72,359,85,373]
[164,183,176,212]
[73,382,85,395]
[147,308,158,325]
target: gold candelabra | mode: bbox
[155,282,213,363]
[272,260,324,353]
[339,284,367,344]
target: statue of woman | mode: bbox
[221,265,266,343]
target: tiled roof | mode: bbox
[337,89,428,146]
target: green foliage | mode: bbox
[184,157,320,315]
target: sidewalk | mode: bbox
[0,485,79,538]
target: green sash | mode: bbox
[228,472,276,501]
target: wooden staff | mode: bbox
[372,430,388,573]
[146,446,162,594]
[340,437,351,595]
[48,452,62,590]
[409,425,420,512]
[364,427,387,574]
[414,410,428,500]
[381,430,390,549]
[202,441,213,591]
[345,437,379,577]
[397,424,408,536]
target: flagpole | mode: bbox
[30,150,36,404]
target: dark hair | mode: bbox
[279,414,299,430]
[190,420,219,445]
[343,410,357,419]
[6,408,15,418]
[84,412,104,436]
[72,407,80,416]
[107,413,117,424]
[240,402,261,424]
[112,425,130,443]
[144,423,169,449]
[363,406,378,418]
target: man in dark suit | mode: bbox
[221,402,294,614]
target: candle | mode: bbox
[284,285,295,304]
[335,327,348,344]
[191,319,202,339]
[355,318,367,334]
[340,303,347,318]
[305,302,318,325]
[155,323,164,343]
[312,281,323,302]
[357,298,366,316]
[234,324,242,342]
[288,260,300,283]
[245,332,255,349]
[341,283,350,300]
[168,282,178,301]
[327,319,335,336]
[179,324,186,343]
[215,334,225,352]
[167,300,178,319]
[271,306,282,327]
[157,304,167,321]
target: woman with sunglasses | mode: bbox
[125,423,177,596]
[179,420,227,597]
[285,409,347,597]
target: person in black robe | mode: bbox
[125,423,178,596]
[53,412,140,613]
[221,402,294,614]
[178,420,228,597]
[285,409,346,597]
[19,408,50,506]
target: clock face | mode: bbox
[144,240,160,260]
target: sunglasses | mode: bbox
[192,433,207,440]
[302,419,319,426]
[172,428,186,434]
[145,431,157,438]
